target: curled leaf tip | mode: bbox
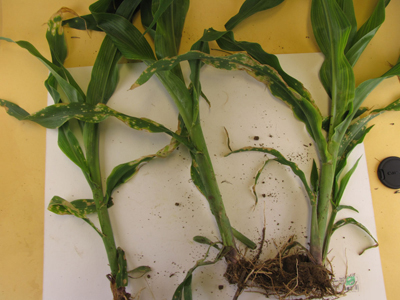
[129,82,140,90]
[49,7,90,37]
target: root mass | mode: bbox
[225,237,337,300]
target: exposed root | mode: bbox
[225,236,343,300]
[107,274,133,300]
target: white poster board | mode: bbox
[43,53,386,299]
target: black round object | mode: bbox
[378,156,400,189]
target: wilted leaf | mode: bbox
[332,217,379,255]
[128,266,151,279]
[227,146,316,205]
[116,247,128,287]
[225,0,284,30]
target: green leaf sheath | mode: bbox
[225,0,284,30]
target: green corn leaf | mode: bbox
[336,205,359,213]
[93,12,156,61]
[227,146,316,205]
[142,0,174,37]
[173,274,193,300]
[225,0,284,30]
[48,196,97,217]
[48,196,104,237]
[333,157,361,207]
[0,101,185,140]
[45,75,63,104]
[153,0,189,80]
[325,106,369,131]
[345,0,388,67]
[116,247,128,287]
[0,99,30,119]
[58,124,90,174]
[198,28,313,102]
[339,97,400,168]
[335,125,372,187]
[63,14,101,31]
[104,132,182,205]
[193,236,221,250]
[372,97,400,114]
[128,266,151,279]
[47,14,68,66]
[93,8,195,132]
[0,38,86,104]
[310,159,319,194]
[106,155,156,204]
[87,41,121,105]
[188,31,211,126]
[45,12,68,104]
[48,195,113,216]
[311,0,355,134]
[172,246,223,300]
[133,51,330,161]
[232,228,257,250]
[334,97,400,180]
[44,11,90,179]
[140,0,156,39]
[89,0,124,15]
[353,58,400,112]
[64,0,135,31]
[335,0,357,51]
[332,217,379,255]
[86,0,143,106]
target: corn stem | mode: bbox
[190,121,237,259]
[84,122,119,277]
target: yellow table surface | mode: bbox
[1,1,400,299]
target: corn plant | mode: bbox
[0,2,182,298]
[133,0,400,273]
